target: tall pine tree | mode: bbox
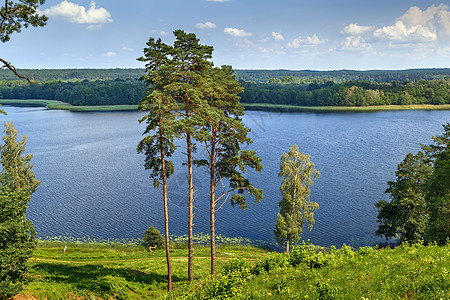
[195,65,263,274]
[137,37,177,291]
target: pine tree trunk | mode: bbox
[210,154,216,275]
[187,132,194,283]
[286,239,290,254]
[160,139,172,291]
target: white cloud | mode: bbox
[288,34,326,48]
[288,37,304,48]
[103,51,117,57]
[342,23,374,35]
[121,47,134,52]
[87,24,102,30]
[371,4,450,43]
[374,20,437,42]
[306,34,327,45]
[224,27,252,38]
[160,31,168,36]
[41,1,113,26]
[195,21,216,29]
[271,32,284,41]
[342,36,372,50]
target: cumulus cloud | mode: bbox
[224,27,252,38]
[342,36,372,50]
[121,47,134,52]
[272,32,284,41]
[374,20,437,42]
[306,34,327,45]
[195,21,216,29]
[372,4,450,43]
[342,23,374,35]
[41,1,113,26]
[288,34,326,48]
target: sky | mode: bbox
[2,0,450,70]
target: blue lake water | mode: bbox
[2,105,449,247]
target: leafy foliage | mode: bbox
[0,122,39,299]
[275,144,320,253]
[424,123,450,244]
[375,152,433,242]
[143,226,165,249]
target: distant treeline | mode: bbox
[1,68,449,82]
[235,68,450,82]
[0,79,144,106]
[241,79,450,106]
[0,68,449,107]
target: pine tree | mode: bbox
[137,37,177,291]
[0,122,40,299]
[195,65,263,274]
[275,144,320,254]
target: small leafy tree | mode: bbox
[1,0,47,81]
[375,151,432,242]
[143,226,165,249]
[275,144,320,254]
[0,121,40,299]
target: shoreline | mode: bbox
[1,99,450,112]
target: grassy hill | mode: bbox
[15,239,450,299]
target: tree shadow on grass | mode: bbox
[31,262,182,296]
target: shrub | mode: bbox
[253,252,290,275]
[143,226,165,249]
[290,240,316,267]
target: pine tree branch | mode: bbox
[0,58,33,83]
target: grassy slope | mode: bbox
[16,241,450,299]
[2,99,450,112]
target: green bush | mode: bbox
[253,252,290,275]
[143,226,165,249]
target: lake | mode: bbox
[2,105,449,247]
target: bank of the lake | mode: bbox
[1,99,450,112]
[18,240,450,299]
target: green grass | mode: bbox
[2,99,450,112]
[15,239,450,299]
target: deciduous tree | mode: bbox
[274,144,320,254]
[375,151,432,242]
[0,121,40,299]
[424,123,450,244]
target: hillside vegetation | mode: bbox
[16,239,450,299]
[0,69,449,108]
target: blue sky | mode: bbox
[3,0,450,70]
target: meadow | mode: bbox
[16,238,450,299]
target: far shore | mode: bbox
[1,99,450,112]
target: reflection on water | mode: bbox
[3,105,449,247]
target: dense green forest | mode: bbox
[0,69,449,107]
[1,68,449,82]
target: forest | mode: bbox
[0,68,449,107]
